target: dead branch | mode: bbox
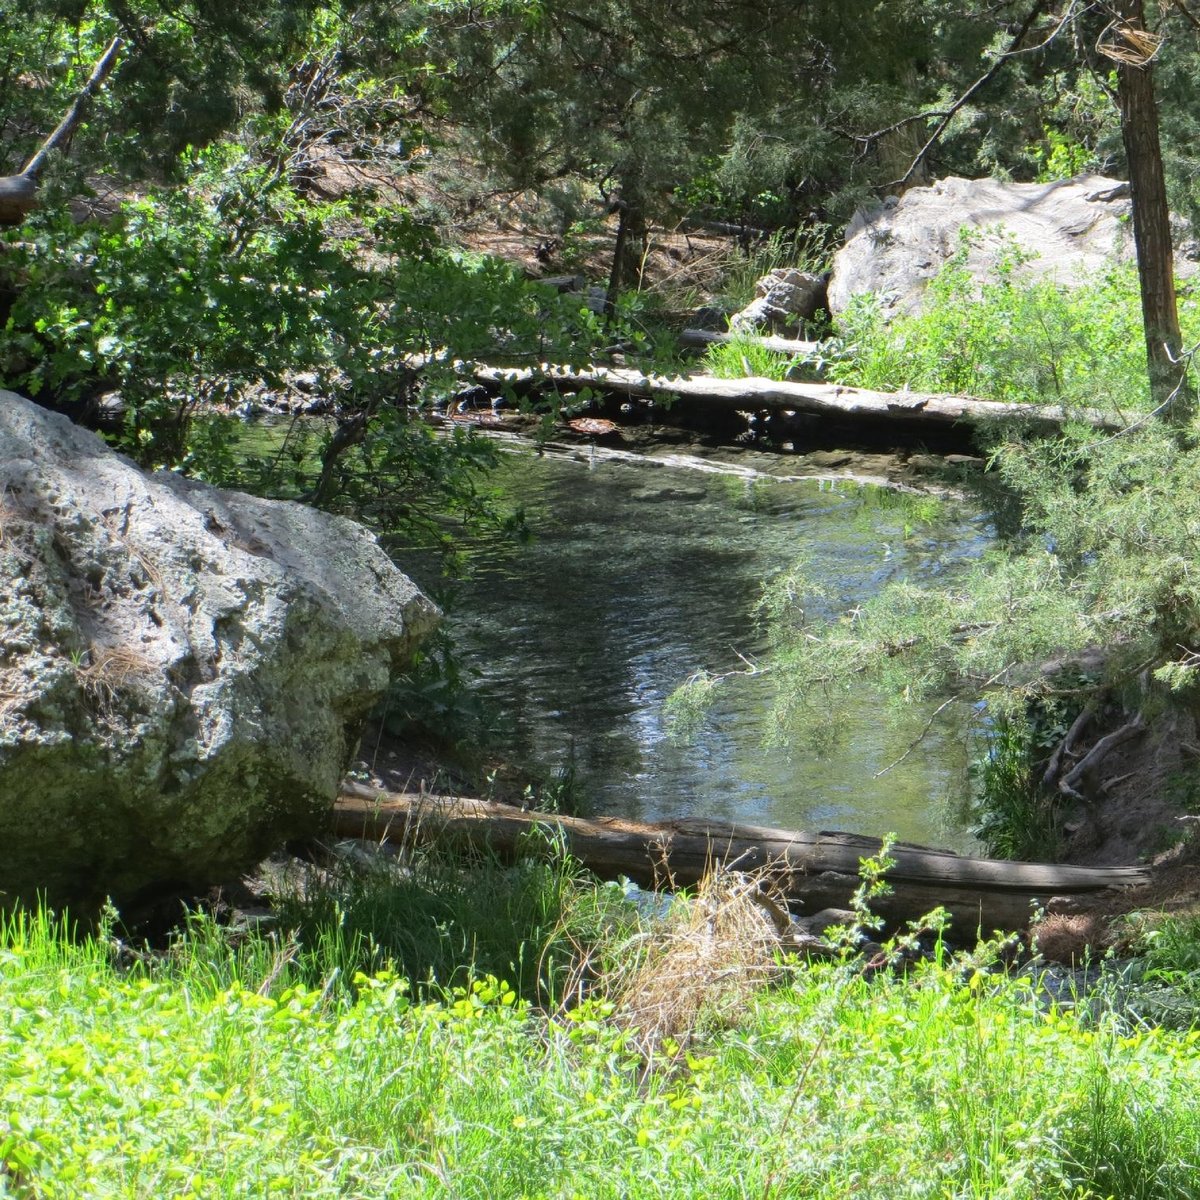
[0,34,124,225]
[1058,713,1147,802]
[1041,699,1098,789]
[886,0,1054,190]
[22,35,125,181]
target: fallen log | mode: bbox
[678,217,771,240]
[472,362,1121,435]
[332,787,1151,936]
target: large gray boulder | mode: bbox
[826,174,1194,319]
[0,392,439,908]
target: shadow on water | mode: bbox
[397,445,991,850]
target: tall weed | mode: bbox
[715,226,830,312]
[270,836,634,1004]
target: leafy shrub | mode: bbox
[828,232,1200,415]
[969,711,1063,861]
[0,137,611,550]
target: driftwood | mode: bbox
[473,363,1121,436]
[679,328,824,358]
[332,787,1151,936]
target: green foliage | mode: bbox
[8,890,1200,1197]
[0,133,610,549]
[1032,127,1099,183]
[663,670,724,742]
[760,545,1091,739]
[969,712,1063,861]
[747,406,1200,856]
[1124,910,1200,992]
[269,838,631,1006]
[829,234,1190,416]
[379,624,497,751]
[702,334,798,382]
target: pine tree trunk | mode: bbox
[604,197,647,316]
[1116,0,1195,425]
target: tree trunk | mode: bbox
[333,787,1152,936]
[604,197,646,316]
[1114,0,1195,425]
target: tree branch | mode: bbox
[1171,0,1200,34]
[884,0,1052,190]
[22,35,125,181]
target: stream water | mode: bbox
[399,442,991,850]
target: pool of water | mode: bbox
[398,443,990,849]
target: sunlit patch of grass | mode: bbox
[5,867,1200,1197]
[702,333,799,381]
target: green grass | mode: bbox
[828,237,1200,416]
[5,874,1200,1198]
[702,333,800,381]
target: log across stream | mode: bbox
[333,787,1150,936]
[472,362,1121,446]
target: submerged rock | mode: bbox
[0,391,439,908]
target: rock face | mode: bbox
[730,268,828,334]
[0,391,439,908]
[825,174,1192,319]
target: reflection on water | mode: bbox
[399,446,989,850]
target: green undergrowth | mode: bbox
[828,235,1200,415]
[5,855,1200,1198]
[702,333,800,382]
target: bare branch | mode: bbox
[22,35,125,181]
[884,0,1055,190]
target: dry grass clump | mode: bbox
[586,867,790,1059]
[1031,911,1114,965]
[74,644,157,712]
